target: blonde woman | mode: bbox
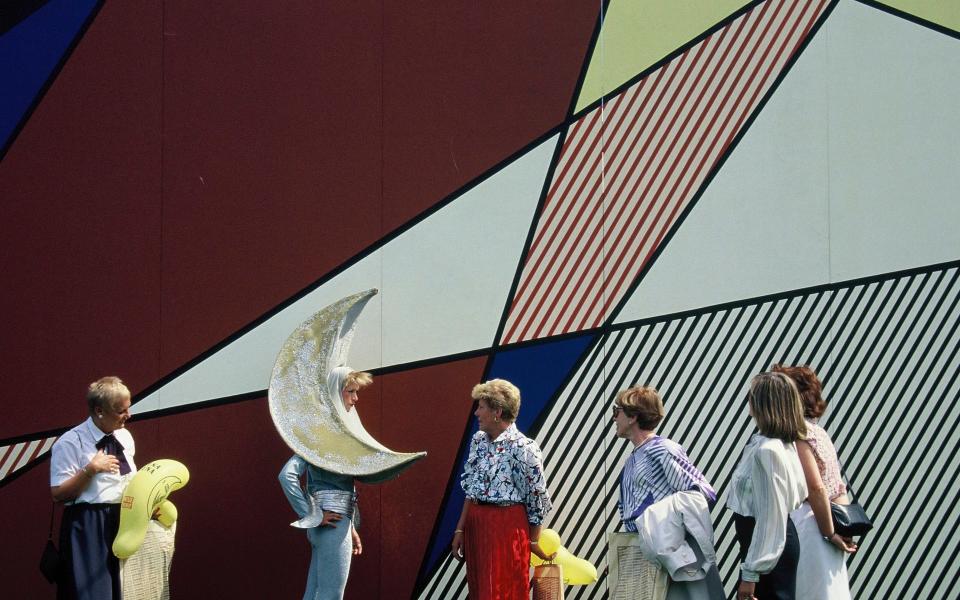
[727,373,808,600]
[279,367,367,600]
[451,379,554,599]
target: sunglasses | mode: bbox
[611,405,623,417]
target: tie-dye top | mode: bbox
[460,423,553,525]
[804,419,847,500]
[618,436,717,532]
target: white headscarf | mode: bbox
[326,366,390,451]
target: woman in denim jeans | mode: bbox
[279,368,368,600]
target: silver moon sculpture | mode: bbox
[268,288,426,483]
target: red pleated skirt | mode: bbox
[464,502,530,600]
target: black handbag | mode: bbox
[39,502,61,584]
[831,478,872,537]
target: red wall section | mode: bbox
[157,1,387,371]
[362,357,487,599]
[0,1,597,596]
[0,2,163,438]
[136,356,482,599]
[0,1,597,437]
[0,460,65,598]
[155,1,600,374]
[137,398,298,599]
[0,355,484,599]
[380,2,601,228]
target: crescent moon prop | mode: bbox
[268,288,426,483]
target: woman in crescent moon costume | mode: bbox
[279,367,369,600]
[270,289,426,600]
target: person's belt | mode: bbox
[64,502,119,509]
[470,498,517,507]
[290,490,357,529]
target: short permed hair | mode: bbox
[770,364,826,419]
[343,370,373,390]
[471,379,521,422]
[748,372,807,443]
[86,376,131,414]
[615,386,665,430]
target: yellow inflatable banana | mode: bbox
[154,499,178,528]
[530,528,598,585]
[113,459,190,559]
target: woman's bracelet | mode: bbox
[454,529,464,534]
[530,540,540,546]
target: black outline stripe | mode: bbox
[0,0,104,162]
[6,260,957,469]
[0,0,52,35]
[0,348,497,492]
[488,129,569,349]
[601,0,839,331]
[414,1,613,591]
[0,450,55,490]
[133,122,569,412]
[854,0,960,40]
[409,349,493,594]
[570,0,769,120]
[435,262,960,599]
[563,0,614,120]
[609,259,960,334]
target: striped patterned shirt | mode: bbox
[618,436,716,532]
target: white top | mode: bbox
[50,417,137,505]
[726,434,806,582]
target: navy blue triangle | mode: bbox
[418,332,596,586]
[1,0,101,159]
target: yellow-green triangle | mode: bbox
[575,0,752,113]
[874,0,960,33]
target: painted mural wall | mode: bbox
[1,1,957,598]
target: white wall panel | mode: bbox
[134,135,558,414]
[616,0,960,324]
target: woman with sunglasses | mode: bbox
[612,386,723,599]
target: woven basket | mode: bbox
[531,563,564,600]
[608,532,668,600]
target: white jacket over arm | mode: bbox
[636,490,717,581]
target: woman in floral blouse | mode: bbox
[451,379,555,599]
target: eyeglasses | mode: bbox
[611,405,622,417]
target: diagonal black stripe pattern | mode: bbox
[421,264,960,598]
